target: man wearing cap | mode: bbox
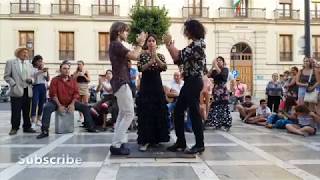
[4,47,36,135]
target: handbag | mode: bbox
[304,70,318,103]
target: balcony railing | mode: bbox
[274,9,300,20]
[10,3,40,14]
[218,7,265,19]
[92,5,119,16]
[132,5,159,10]
[311,10,320,20]
[59,50,74,60]
[280,52,293,61]
[182,6,209,18]
[51,4,80,15]
[314,52,320,61]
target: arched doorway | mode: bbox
[230,42,253,94]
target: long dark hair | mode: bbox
[110,21,130,42]
[143,33,157,50]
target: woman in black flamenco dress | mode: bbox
[136,34,170,151]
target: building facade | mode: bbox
[0,0,320,97]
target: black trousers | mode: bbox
[102,94,119,124]
[41,100,95,131]
[267,95,281,112]
[174,76,204,147]
[10,88,32,130]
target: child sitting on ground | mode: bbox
[266,97,297,129]
[285,105,317,137]
[245,99,271,126]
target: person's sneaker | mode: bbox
[110,145,130,155]
[9,129,18,135]
[139,143,149,152]
[184,145,205,154]
[167,143,186,152]
[23,128,36,133]
[36,131,49,139]
[31,123,36,129]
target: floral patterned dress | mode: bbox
[207,67,232,129]
[136,52,170,145]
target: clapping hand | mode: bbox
[136,31,148,46]
[163,34,173,47]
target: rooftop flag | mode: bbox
[232,0,241,14]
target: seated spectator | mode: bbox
[266,97,297,129]
[245,99,271,126]
[236,95,257,121]
[285,105,317,136]
[37,62,98,139]
[96,70,118,126]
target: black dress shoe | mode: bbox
[9,129,18,135]
[23,128,36,133]
[87,128,99,133]
[167,143,186,152]
[36,131,49,139]
[184,145,205,154]
[110,145,130,155]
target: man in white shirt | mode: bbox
[166,72,185,130]
[245,99,271,126]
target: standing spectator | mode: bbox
[73,61,90,121]
[200,72,213,123]
[136,34,169,151]
[285,66,299,100]
[108,21,146,155]
[233,79,247,104]
[36,62,98,139]
[128,60,138,97]
[266,73,282,112]
[4,47,37,135]
[207,56,232,131]
[31,55,49,127]
[164,19,206,154]
[296,58,316,105]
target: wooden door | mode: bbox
[231,60,253,95]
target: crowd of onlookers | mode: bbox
[236,57,320,137]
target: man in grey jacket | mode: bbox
[4,47,36,135]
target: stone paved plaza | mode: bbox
[0,111,319,180]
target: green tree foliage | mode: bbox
[128,4,171,45]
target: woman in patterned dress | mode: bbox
[136,34,170,151]
[207,56,232,131]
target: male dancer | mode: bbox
[108,21,147,155]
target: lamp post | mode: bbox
[305,0,311,58]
